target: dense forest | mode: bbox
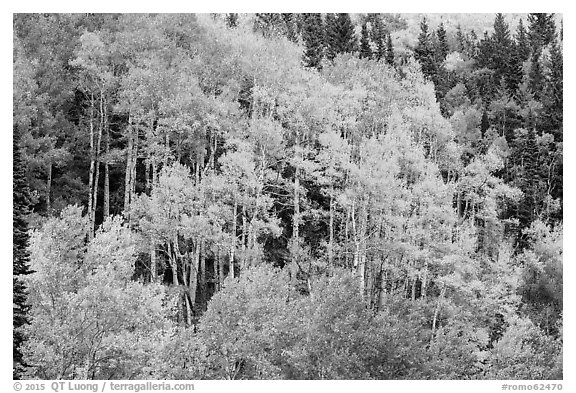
[13,13,562,380]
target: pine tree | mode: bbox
[476,31,493,69]
[481,109,490,138]
[491,13,513,84]
[529,49,544,101]
[372,15,387,61]
[515,18,531,62]
[359,22,372,59]
[325,13,357,61]
[435,22,449,61]
[324,13,338,61]
[414,17,437,81]
[281,13,298,42]
[506,42,524,95]
[542,34,563,140]
[528,13,556,52]
[302,13,325,70]
[226,13,238,28]
[13,127,33,379]
[456,24,466,53]
[385,33,394,66]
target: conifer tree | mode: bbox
[456,24,466,53]
[324,13,338,61]
[414,17,437,81]
[529,49,544,101]
[281,13,299,42]
[13,127,33,379]
[542,34,563,139]
[372,15,387,61]
[528,13,556,52]
[506,43,524,95]
[385,33,394,66]
[515,18,531,62]
[325,13,356,61]
[302,13,325,70]
[226,13,238,28]
[359,22,372,59]
[435,22,449,61]
[491,14,513,84]
[476,31,494,69]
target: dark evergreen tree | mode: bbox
[385,33,394,66]
[528,13,556,52]
[371,15,387,61]
[254,13,284,38]
[325,13,356,61]
[542,35,563,140]
[456,24,466,53]
[226,13,238,28]
[281,13,298,42]
[529,49,545,101]
[13,127,33,379]
[301,13,325,70]
[414,17,437,81]
[435,22,449,61]
[359,21,372,59]
[481,108,490,138]
[491,13,513,84]
[515,18,531,62]
[476,31,494,69]
[506,42,524,95]
[324,13,338,61]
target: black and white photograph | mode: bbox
[12,8,565,388]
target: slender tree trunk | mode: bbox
[218,246,224,290]
[46,161,52,213]
[88,93,95,240]
[130,127,138,202]
[241,205,247,270]
[421,261,428,299]
[124,114,133,214]
[292,165,300,264]
[214,246,220,292]
[103,97,110,219]
[431,282,446,338]
[328,192,334,266]
[150,238,157,282]
[228,199,237,280]
[200,242,206,307]
[189,241,200,310]
[169,242,178,286]
[378,269,388,309]
[91,92,104,233]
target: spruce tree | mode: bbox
[302,13,325,70]
[281,13,298,42]
[325,13,357,61]
[414,17,437,81]
[372,15,387,61]
[529,49,544,101]
[456,24,465,53]
[385,33,394,66]
[528,13,556,52]
[491,13,512,84]
[506,42,524,95]
[476,31,494,69]
[435,22,449,61]
[13,127,33,379]
[515,18,531,62]
[226,13,238,28]
[542,35,563,140]
[359,22,372,59]
[324,13,338,61]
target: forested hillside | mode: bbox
[13,13,562,380]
